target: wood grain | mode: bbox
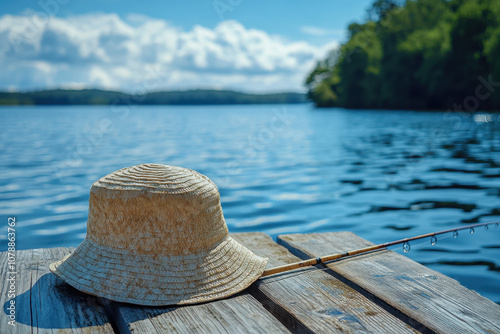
[108,293,290,334]
[278,232,500,334]
[5,232,496,333]
[0,247,114,333]
[109,232,418,333]
[107,233,291,333]
[233,232,420,334]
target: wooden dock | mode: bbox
[1,232,499,333]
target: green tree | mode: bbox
[306,0,500,110]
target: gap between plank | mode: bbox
[247,284,315,334]
[102,299,129,334]
[277,238,434,334]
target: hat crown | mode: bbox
[86,164,228,255]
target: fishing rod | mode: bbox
[261,221,499,277]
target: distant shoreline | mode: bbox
[0,89,307,106]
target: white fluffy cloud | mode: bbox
[0,13,338,92]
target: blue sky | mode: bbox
[0,0,374,92]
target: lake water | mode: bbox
[1,104,499,303]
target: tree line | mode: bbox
[306,0,500,110]
[0,89,306,106]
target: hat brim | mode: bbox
[49,236,268,306]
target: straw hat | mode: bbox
[49,163,268,306]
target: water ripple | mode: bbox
[0,105,499,303]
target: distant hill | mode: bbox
[0,89,307,105]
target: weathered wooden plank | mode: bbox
[106,233,291,334]
[278,232,500,334]
[0,247,114,333]
[108,292,290,334]
[232,232,420,333]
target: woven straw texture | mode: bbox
[49,163,268,306]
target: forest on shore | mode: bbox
[306,0,500,110]
[0,89,306,106]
